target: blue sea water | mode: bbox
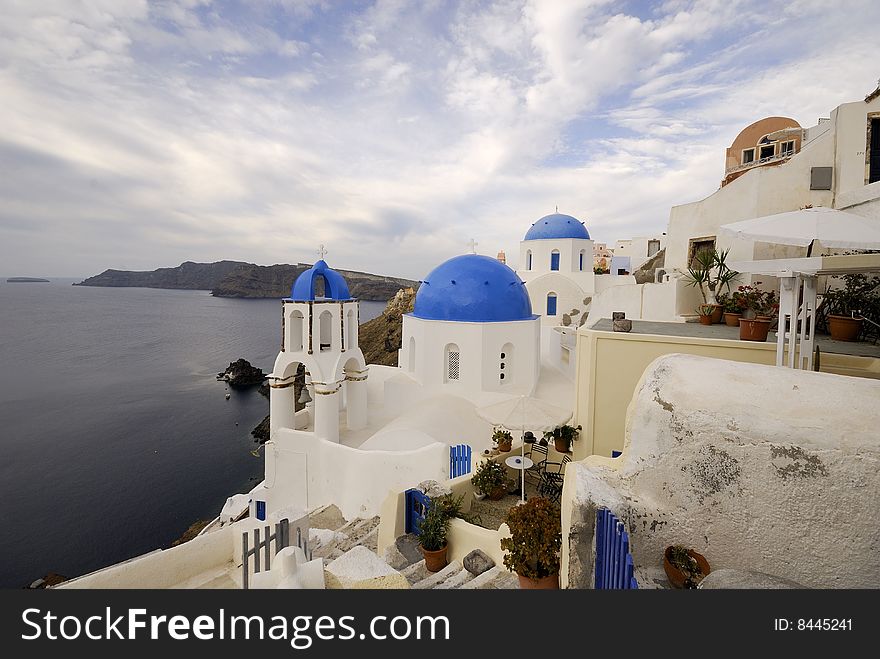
[0,279,384,588]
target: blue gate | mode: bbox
[595,508,638,589]
[449,444,472,478]
[404,488,431,535]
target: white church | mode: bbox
[259,212,597,520]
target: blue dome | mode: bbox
[413,254,533,323]
[290,260,351,301]
[524,213,590,240]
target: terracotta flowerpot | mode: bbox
[421,545,448,573]
[723,312,742,327]
[827,315,862,342]
[739,318,771,342]
[496,439,512,453]
[554,438,570,454]
[663,547,710,589]
[710,304,723,324]
[518,573,560,589]
[487,485,507,501]
[698,314,713,325]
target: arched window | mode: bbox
[319,310,333,352]
[346,309,356,350]
[408,336,416,372]
[289,310,304,352]
[546,292,557,316]
[550,249,560,271]
[526,250,532,271]
[444,343,460,382]
[579,250,585,271]
[500,342,513,385]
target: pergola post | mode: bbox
[776,274,817,370]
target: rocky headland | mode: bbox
[74,260,418,301]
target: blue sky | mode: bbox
[1,0,878,279]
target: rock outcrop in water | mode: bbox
[74,260,418,301]
[217,359,266,387]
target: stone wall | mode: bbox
[565,354,880,588]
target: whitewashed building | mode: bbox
[399,254,541,396]
[516,212,595,326]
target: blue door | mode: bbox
[550,251,560,271]
[547,293,557,316]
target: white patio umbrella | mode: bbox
[719,207,880,255]
[476,395,572,504]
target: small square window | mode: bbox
[742,148,755,164]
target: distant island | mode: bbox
[7,277,50,283]
[73,260,418,300]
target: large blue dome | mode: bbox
[412,254,533,323]
[290,260,351,301]
[524,213,590,240]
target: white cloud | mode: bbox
[0,0,877,278]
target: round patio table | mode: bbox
[505,456,534,504]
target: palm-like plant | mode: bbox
[683,248,739,305]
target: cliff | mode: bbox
[211,263,417,301]
[357,287,415,366]
[74,261,245,291]
[74,261,418,301]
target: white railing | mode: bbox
[727,150,794,175]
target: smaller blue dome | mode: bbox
[290,260,351,301]
[413,254,533,323]
[524,213,590,240]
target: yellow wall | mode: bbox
[573,327,879,459]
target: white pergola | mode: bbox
[730,254,880,370]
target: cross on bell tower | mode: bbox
[467,238,478,254]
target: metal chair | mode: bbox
[538,455,571,503]
[524,442,549,486]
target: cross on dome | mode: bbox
[317,244,328,260]
[467,238,478,254]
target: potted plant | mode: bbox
[501,497,562,589]
[470,459,511,500]
[735,283,777,341]
[543,424,581,454]
[718,292,742,326]
[696,303,715,326]
[492,427,513,452]
[681,247,739,321]
[417,493,463,572]
[663,545,710,589]
[821,272,880,342]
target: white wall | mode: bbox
[264,429,448,520]
[613,235,666,272]
[585,280,683,326]
[60,525,235,589]
[666,129,835,272]
[665,94,880,274]
[401,315,541,396]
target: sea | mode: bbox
[0,278,384,588]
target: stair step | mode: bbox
[459,566,518,589]
[402,560,429,585]
[434,568,475,590]
[411,561,462,590]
